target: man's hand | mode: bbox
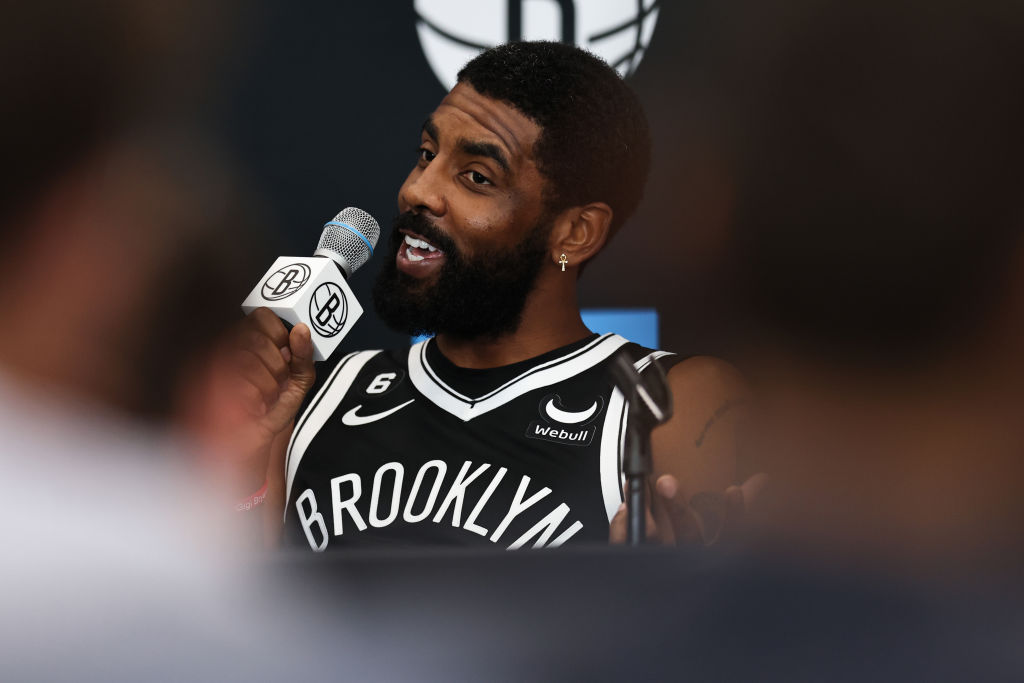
[609,473,767,545]
[187,307,316,479]
[606,355,759,546]
[230,307,316,444]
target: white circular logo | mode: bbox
[308,282,348,338]
[414,0,661,91]
[262,263,311,301]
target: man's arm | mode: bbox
[610,356,751,545]
[187,308,316,548]
[262,422,293,548]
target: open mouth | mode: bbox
[400,231,444,262]
[396,229,447,278]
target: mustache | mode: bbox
[390,212,458,256]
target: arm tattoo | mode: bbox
[694,398,743,448]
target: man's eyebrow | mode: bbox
[457,139,511,174]
[422,117,440,142]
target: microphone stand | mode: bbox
[609,351,674,547]
[622,421,650,545]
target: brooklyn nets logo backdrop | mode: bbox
[414,0,660,89]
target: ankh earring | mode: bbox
[558,253,568,272]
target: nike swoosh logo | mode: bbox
[341,399,415,426]
[543,398,599,424]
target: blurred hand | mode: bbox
[229,307,316,444]
[186,307,315,470]
[609,472,767,546]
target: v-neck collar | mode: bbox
[408,333,630,422]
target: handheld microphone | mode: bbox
[241,207,380,361]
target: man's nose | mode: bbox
[400,162,447,218]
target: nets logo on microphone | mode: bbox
[309,282,348,337]
[262,263,311,301]
[414,0,660,91]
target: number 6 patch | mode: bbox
[365,370,405,396]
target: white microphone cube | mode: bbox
[241,256,363,362]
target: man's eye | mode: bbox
[468,170,492,185]
[417,147,435,163]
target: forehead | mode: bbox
[428,83,541,167]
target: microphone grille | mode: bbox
[316,207,381,276]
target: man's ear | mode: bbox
[548,202,613,270]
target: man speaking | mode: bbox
[230,41,747,550]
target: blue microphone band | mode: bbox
[323,221,374,254]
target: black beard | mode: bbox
[371,211,550,340]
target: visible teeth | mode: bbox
[403,234,434,250]
[406,247,424,262]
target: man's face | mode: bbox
[372,82,554,339]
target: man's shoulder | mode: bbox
[665,355,748,407]
[609,341,745,401]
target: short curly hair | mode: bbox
[457,41,651,237]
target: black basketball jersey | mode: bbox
[283,333,683,551]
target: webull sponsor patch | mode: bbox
[525,422,597,447]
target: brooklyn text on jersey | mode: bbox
[283,333,682,551]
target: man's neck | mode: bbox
[434,274,590,369]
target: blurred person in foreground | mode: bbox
[227,41,758,552]
[0,2,363,680]
[717,0,1024,586]
[615,0,1024,678]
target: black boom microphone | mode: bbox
[608,350,674,545]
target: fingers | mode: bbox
[231,309,293,414]
[261,323,316,435]
[608,483,666,544]
[238,328,289,385]
[247,307,290,349]
[724,484,745,532]
[740,472,769,507]
[236,350,281,411]
[224,310,317,437]
[723,472,769,538]
[687,490,728,545]
[654,474,730,546]
[640,473,769,548]
[654,475,699,545]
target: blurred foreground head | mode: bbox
[724,0,1024,360]
[0,1,254,421]
[707,0,1024,577]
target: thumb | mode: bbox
[288,323,316,392]
[723,472,769,534]
[739,472,769,509]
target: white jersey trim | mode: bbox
[599,386,628,522]
[635,350,676,374]
[284,350,381,513]
[408,333,632,422]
